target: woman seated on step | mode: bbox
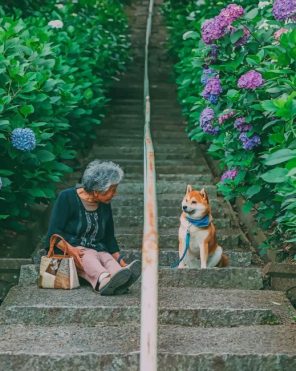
[45,160,141,295]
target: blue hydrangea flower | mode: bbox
[201,68,217,85]
[239,133,261,150]
[208,94,219,105]
[200,107,220,135]
[11,128,36,151]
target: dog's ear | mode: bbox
[186,184,192,194]
[200,188,209,203]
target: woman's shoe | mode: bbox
[98,269,132,296]
[114,260,141,295]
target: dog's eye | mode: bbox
[192,201,197,204]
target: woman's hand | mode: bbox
[112,252,127,267]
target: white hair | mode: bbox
[81,160,124,193]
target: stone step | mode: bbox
[91,144,195,155]
[115,182,217,196]
[98,123,186,133]
[18,265,263,290]
[113,215,231,229]
[124,171,210,180]
[1,286,292,327]
[91,151,199,161]
[0,324,294,370]
[112,193,220,206]
[112,200,226,217]
[98,127,188,136]
[109,106,181,114]
[116,229,241,250]
[85,157,206,167]
[120,249,251,267]
[67,169,210,183]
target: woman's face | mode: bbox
[93,184,118,203]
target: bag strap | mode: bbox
[47,234,71,258]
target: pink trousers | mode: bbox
[76,248,122,289]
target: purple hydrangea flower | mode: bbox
[202,77,222,104]
[200,108,220,135]
[11,128,36,151]
[221,168,238,181]
[218,110,236,124]
[201,68,217,85]
[234,117,253,132]
[238,70,264,90]
[201,4,245,45]
[239,132,261,150]
[201,17,228,44]
[273,0,296,21]
[220,4,244,24]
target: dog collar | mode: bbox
[186,214,210,228]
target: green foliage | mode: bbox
[0,1,131,229]
[162,0,296,255]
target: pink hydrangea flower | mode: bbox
[218,110,236,124]
[274,28,289,40]
[221,169,238,181]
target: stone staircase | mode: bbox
[0,1,295,369]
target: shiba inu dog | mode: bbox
[178,185,228,269]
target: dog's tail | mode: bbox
[217,253,229,267]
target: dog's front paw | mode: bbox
[200,265,207,269]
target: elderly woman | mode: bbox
[46,160,141,295]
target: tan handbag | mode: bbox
[39,234,80,289]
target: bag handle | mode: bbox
[48,234,71,258]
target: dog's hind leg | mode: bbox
[207,246,223,267]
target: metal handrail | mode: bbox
[140,0,159,370]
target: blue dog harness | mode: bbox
[171,215,210,268]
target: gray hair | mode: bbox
[81,160,124,193]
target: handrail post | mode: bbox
[140,1,158,371]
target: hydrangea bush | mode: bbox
[0,1,131,229]
[162,0,296,257]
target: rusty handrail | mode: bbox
[140,0,159,370]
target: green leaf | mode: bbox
[27,189,48,198]
[230,29,244,44]
[183,31,199,40]
[84,88,94,100]
[245,8,258,19]
[20,104,34,117]
[0,170,14,176]
[261,168,289,183]
[0,215,10,220]
[246,184,261,198]
[265,149,296,166]
[36,150,55,162]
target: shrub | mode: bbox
[0,1,131,230]
[162,0,296,257]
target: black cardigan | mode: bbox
[45,187,120,254]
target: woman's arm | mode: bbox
[103,204,128,266]
[45,190,73,250]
